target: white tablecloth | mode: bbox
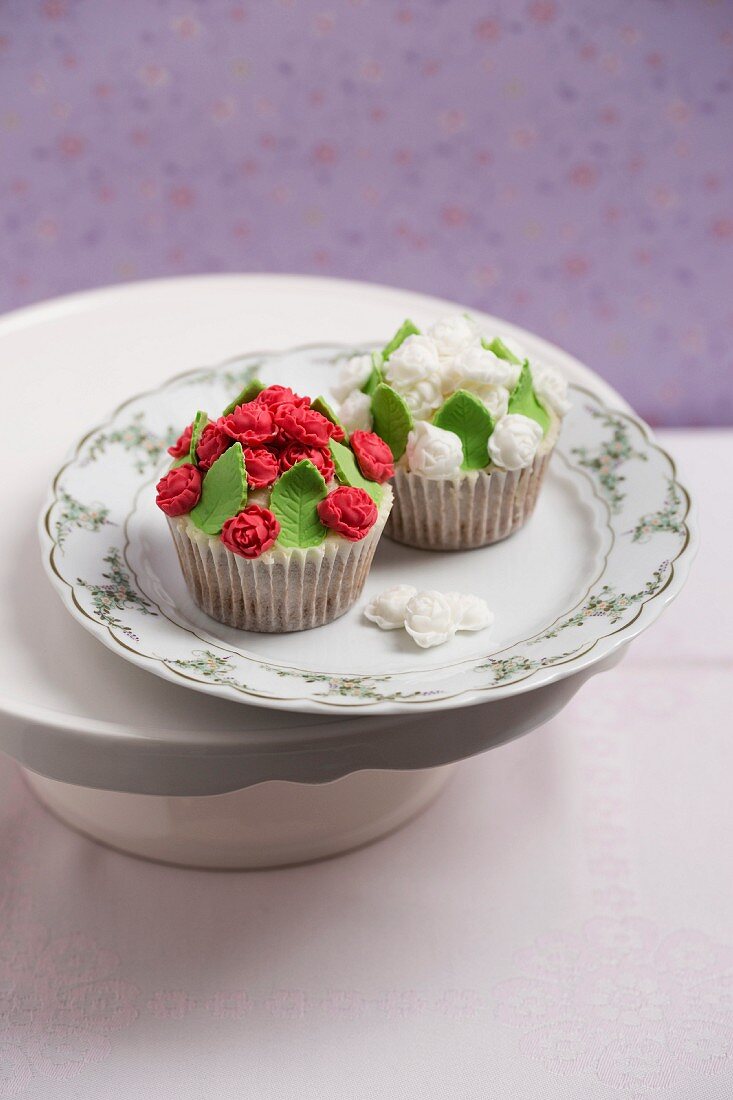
[1,431,729,1100]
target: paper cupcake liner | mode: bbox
[167,487,392,632]
[385,447,553,551]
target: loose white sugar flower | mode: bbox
[488,413,543,471]
[426,313,480,361]
[384,334,441,391]
[405,420,464,480]
[332,353,373,403]
[440,344,520,396]
[480,383,510,422]
[532,363,571,417]
[401,376,444,421]
[364,585,418,630]
[444,592,494,633]
[339,389,373,433]
[404,590,456,649]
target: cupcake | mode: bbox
[332,315,571,551]
[156,382,393,632]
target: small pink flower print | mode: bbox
[712,218,733,240]
[528,1,557,24]
[58,134,85,159]
[473,18,501,42]
[569,162,598,188]
[169,186,196,208]
[312,142,337,165]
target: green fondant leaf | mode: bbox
[312,395,348,440]
[361,351,385,397]
[189,442,248,535]
[484,337,521,365]
[270,459,328,548]
[371,382,413,462]
[508,361,551,434]
[189,410,209,465]
[329,439,383,504]
[222,378,265,416]
[433,389,494,470]
[382,318,420,360]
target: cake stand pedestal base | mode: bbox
[22,765,455,869]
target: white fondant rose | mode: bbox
[532,363,571,417]
[441,344,520,395]
[426,313,480,361]
[339,389,373,433]
[480,384,510,423]
[405,421,464,480]
[404,590,456,649]
[402,376,444,421]
[384,334,440,390]
[488,413,543,471]
[444,592,494,633]
[332,353,373,403]
[364,585,417,631]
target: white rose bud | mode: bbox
[426,313,480,361]
[405,420,464,480]
[480,384,510,423]
[404,590,456,649]
[532,363,571,417]
[488,413,543,471]
[384,334,441,390]
[401,376,444,421]
[444,592,494,633]
[364,585,418,631]
[339,389,373,433]
[441,344,520,395]
[332,353,373,403]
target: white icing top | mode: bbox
[405,420,464,480]
[426,313,480,361]
[487,413,543,471]
[338,389,373,433]
[440,343,519,395]
[332,353,373,403]
[365,587,493,649]
[383,334,440,389]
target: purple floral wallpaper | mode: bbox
[1,0,731,425]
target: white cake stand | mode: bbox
[0,276,694,867]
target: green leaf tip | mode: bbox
[484,337,522,365]
[329,439,383,504]
[507,361,551,434]
[188,410,209,465]
[433,389,494,470]
[371,382,413,462]
[270,459,329,548]
[361,351,385,397]
[189,442,248,535]
[222,378,265,416]
[382,319,420,360]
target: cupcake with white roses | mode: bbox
[332,315,570,551]
[156,381,393,631]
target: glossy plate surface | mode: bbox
[41,338,693,714]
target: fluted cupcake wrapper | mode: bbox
[167,487,392,633]
[385,448,553,551]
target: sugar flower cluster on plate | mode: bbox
[155,382,394,632]
[332,314,571,551]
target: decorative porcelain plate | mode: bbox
[41,342,694,715]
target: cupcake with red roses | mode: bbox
[157,380,393,632]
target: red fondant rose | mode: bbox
[279,442,335,480]
[167,423,193,458]
[273,403,335,447]
[317,486,378,541]
[349,430,394,483]
[255,385,310,409]
[218,402,276,446]
[242,446,279,489]
[155,463,202,516]
[196,422,231,470]
[220,504,280,559]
